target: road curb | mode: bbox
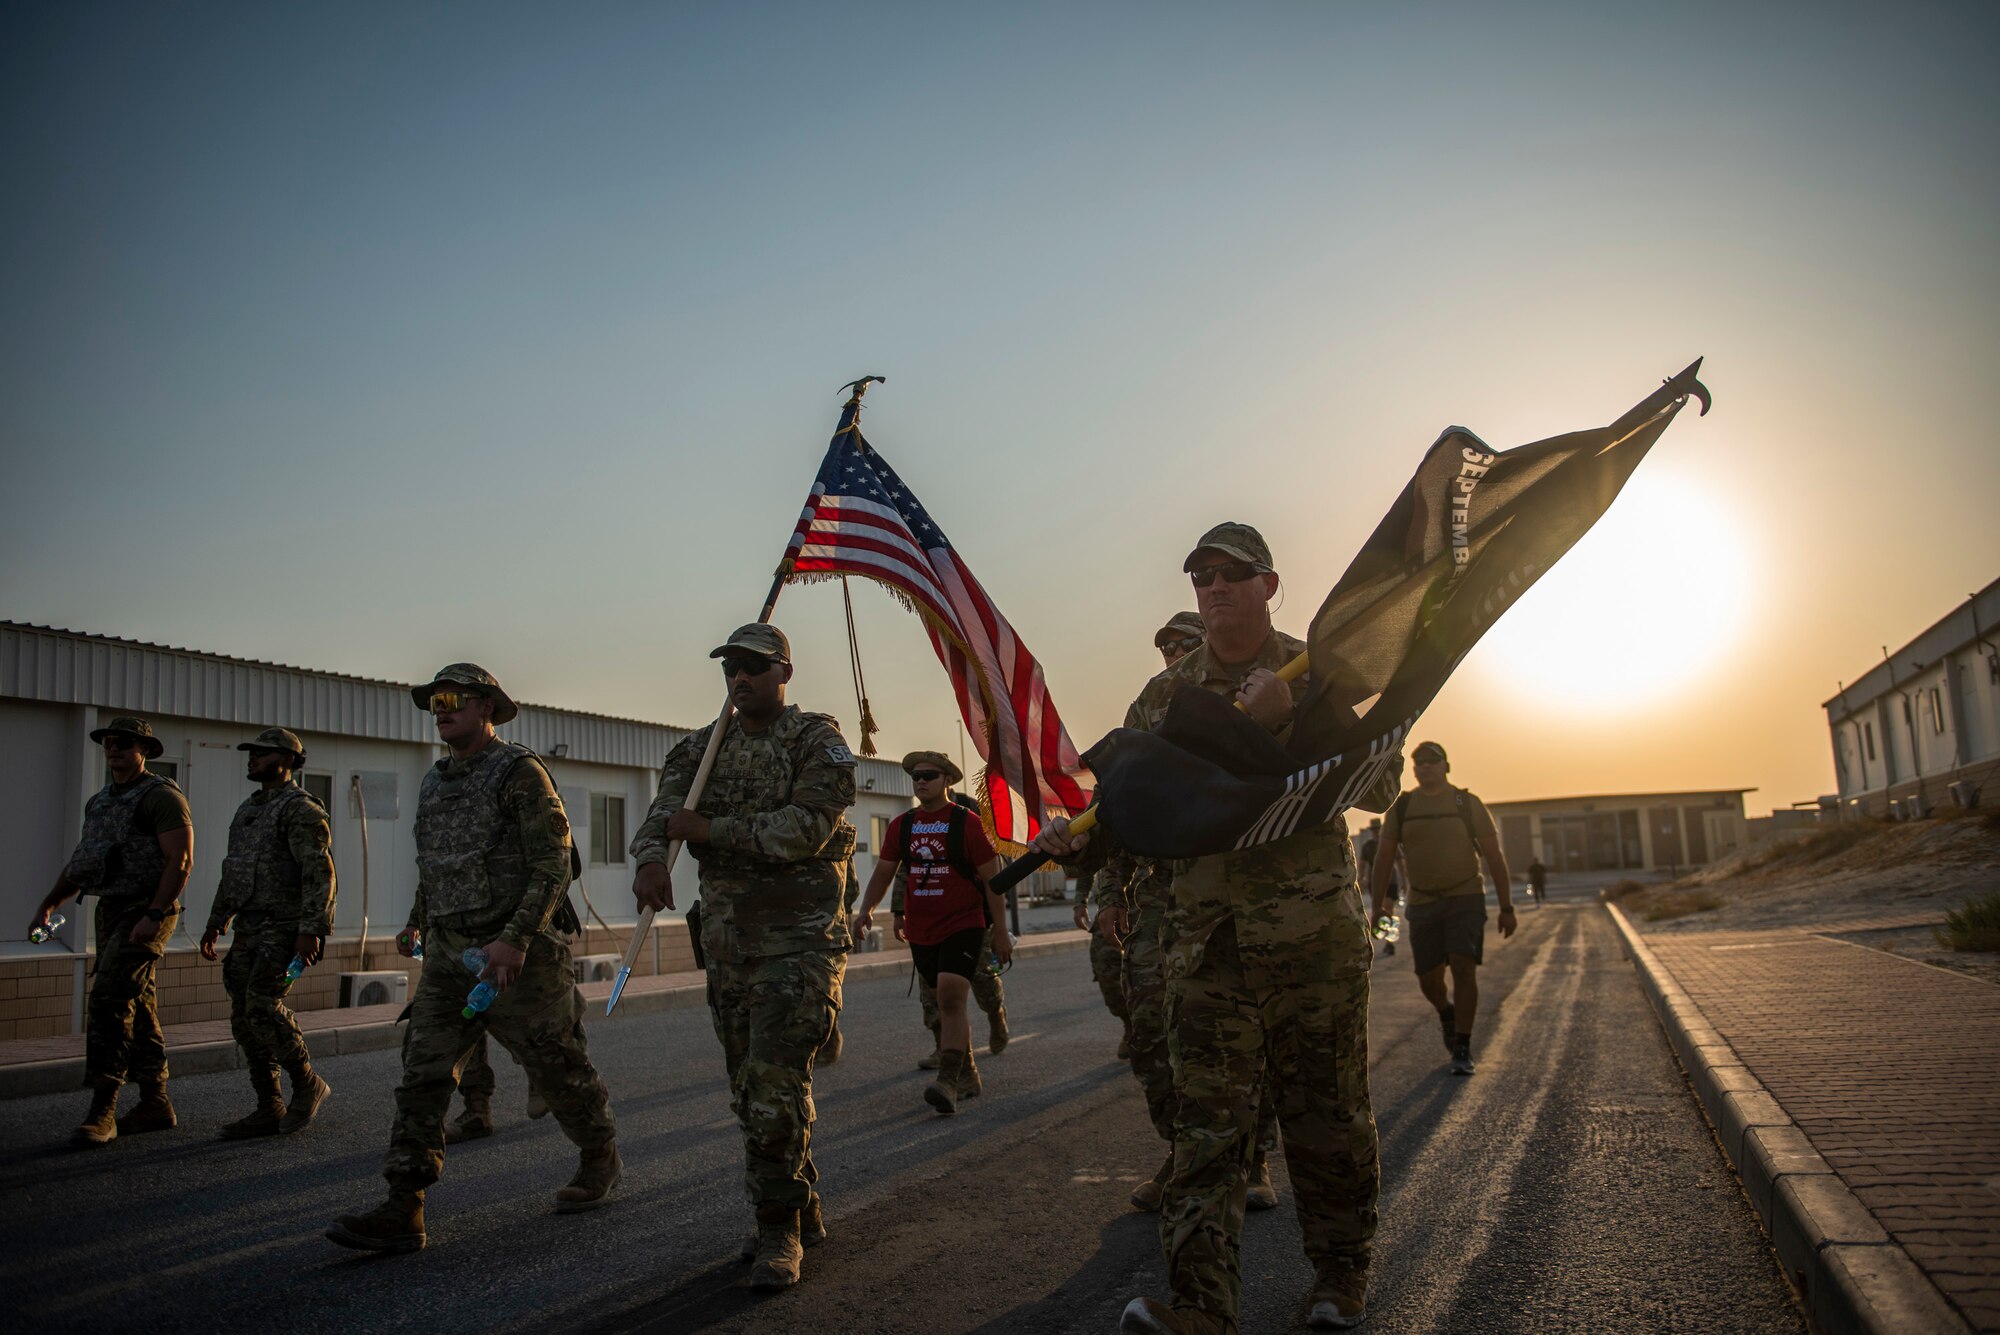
[0,930,1090,1101]
[1604,902,1969,1335]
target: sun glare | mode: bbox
[1464,469,1754,714]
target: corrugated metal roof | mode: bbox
[0,621,916,790]
[1822,577,2000,715]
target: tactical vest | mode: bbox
[688,707,857,880]
[68,772,178,901]
[219,784,317,920]
[415,739,537,926]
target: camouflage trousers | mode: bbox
[84,898,179,1089]
[1162,917,1377,1329]
[916,924,1006,1035]
[382,926,615,1190]
[455,1033,541,1106]
[1126,906,1276,1152]
[1090,927,1130,1031]
[707,948,839,1209]
[221,919,310,1076]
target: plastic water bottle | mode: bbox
[1373,914,1401,944]
[460,947,498,1019]
[986,933,1017,975]
[283,956,306,986]
[29,913,66,944]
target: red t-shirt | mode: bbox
[883,806,996,946]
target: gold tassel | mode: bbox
[841,577,881,756]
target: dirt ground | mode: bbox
[1617,810,2000,984]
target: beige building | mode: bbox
[0,622,917,1041]
[1483,789,1754,875]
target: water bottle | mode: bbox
[1373,914,1401,943]
[460,947,498,1019]
[283,956,306,987]
[29,913,66,944]
[986,933,1017,975]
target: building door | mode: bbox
[1587,813,1623,870]
[1681,806,1710,863]
[1649,807,1684,870]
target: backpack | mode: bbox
[897,803,984,886]
[1387,786,1482,848]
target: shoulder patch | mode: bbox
[825,743,855,765]
[551,811,571,838]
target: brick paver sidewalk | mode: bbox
[1644,924,2000,1332]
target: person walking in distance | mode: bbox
[1367,741,1515,1076]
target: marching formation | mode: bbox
[22,520,1454,1334]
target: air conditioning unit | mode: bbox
[1905,794,1932,820]
[1949,780,1981,809]
[573,953,623,984]
[339,971,410,1008]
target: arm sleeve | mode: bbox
[1467,792,1500,846]
[136,785,194,835]
[496,761,575,951]
[1090,853,1138,914]
[630,731,704,866]
[285,800,337,936]
[703,725,856,860]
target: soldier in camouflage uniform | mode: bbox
[441,1035,549,1143]
[31,715,194,1147]
[328,665,618,1254]
[198,728,337,1139]
[1038,526,1401,1335]
[630,624,856,1292]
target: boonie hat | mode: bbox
[1412,741,1448,764]
[901,749,963,785]
[708,624,791,665]
[89,715,165,760]
[1183,522,1273,573]
[237,727,306,761]
[411,663,519,725]
[1155,610,1205,647]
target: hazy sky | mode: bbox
[5,2,1996,817]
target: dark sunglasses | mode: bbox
[1189,561,1264,589]
[1157,635,1203,656]
[909,770,945,782]
[720,655,777,679]
[100,735,139,752]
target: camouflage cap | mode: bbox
[1154,610,1205,646]
[88,715,165,760]
[1183,521,1273,573]
[236,727,306,760]
[708,623,791,665]
[1412,740,1448,764]
[411,663,519,725]
[901,749,963,785]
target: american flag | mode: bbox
[782,403,1092,850]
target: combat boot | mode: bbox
[917,1020,942,1070]
[1305,1264,1368,1329]
[1129,1152,1173,1212]
[959,1050,983,1099]
[554,1143,622,1213]
[71,1085,120,1148]
[326,1188,426,1253]
[444,1097,494,1144]
[746,1203,803,1291]
[740,1191,825,1262]
[526,1080,549,1120]
[1246,1150,1279,1211]
[925,1049,965,1116]
[116,1081,176,1135]
[279,1063,330,1134]
[986,1003,1010,1053]
[219,1067,286,1140]
[1119,1296,1227,1335]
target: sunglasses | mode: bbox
[909,770,945,782]
[1157,635,1203,656]
[720,655,776,679]
[100,735,139,752]
[1189,561,1264,589]
[429,689,485,713]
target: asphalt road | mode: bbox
[2,900,1801,1334]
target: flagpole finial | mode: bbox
[839,375,887,405]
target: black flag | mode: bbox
[1084,360,1711,860]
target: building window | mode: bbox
[873,814,891,856]
[589,793,626,865]
[1864,722,1876,761]
[1927,688,1945,735]
[300,772,334,815]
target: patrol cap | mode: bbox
[1412,741,1448,764]
[1183,522,1273,573]
[708,624,791,665]
[901,749,963,785]
[237,727,306,761]
[1154,610,1205,647]
[89,715,165,760]
[411,663,519,725]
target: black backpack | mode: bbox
[899,803,984,886]
[1387,786,1481,848]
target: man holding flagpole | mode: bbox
[629,624,858,1292]
[1039,523,1400,1335]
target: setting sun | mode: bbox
[1465,469,1754,714]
